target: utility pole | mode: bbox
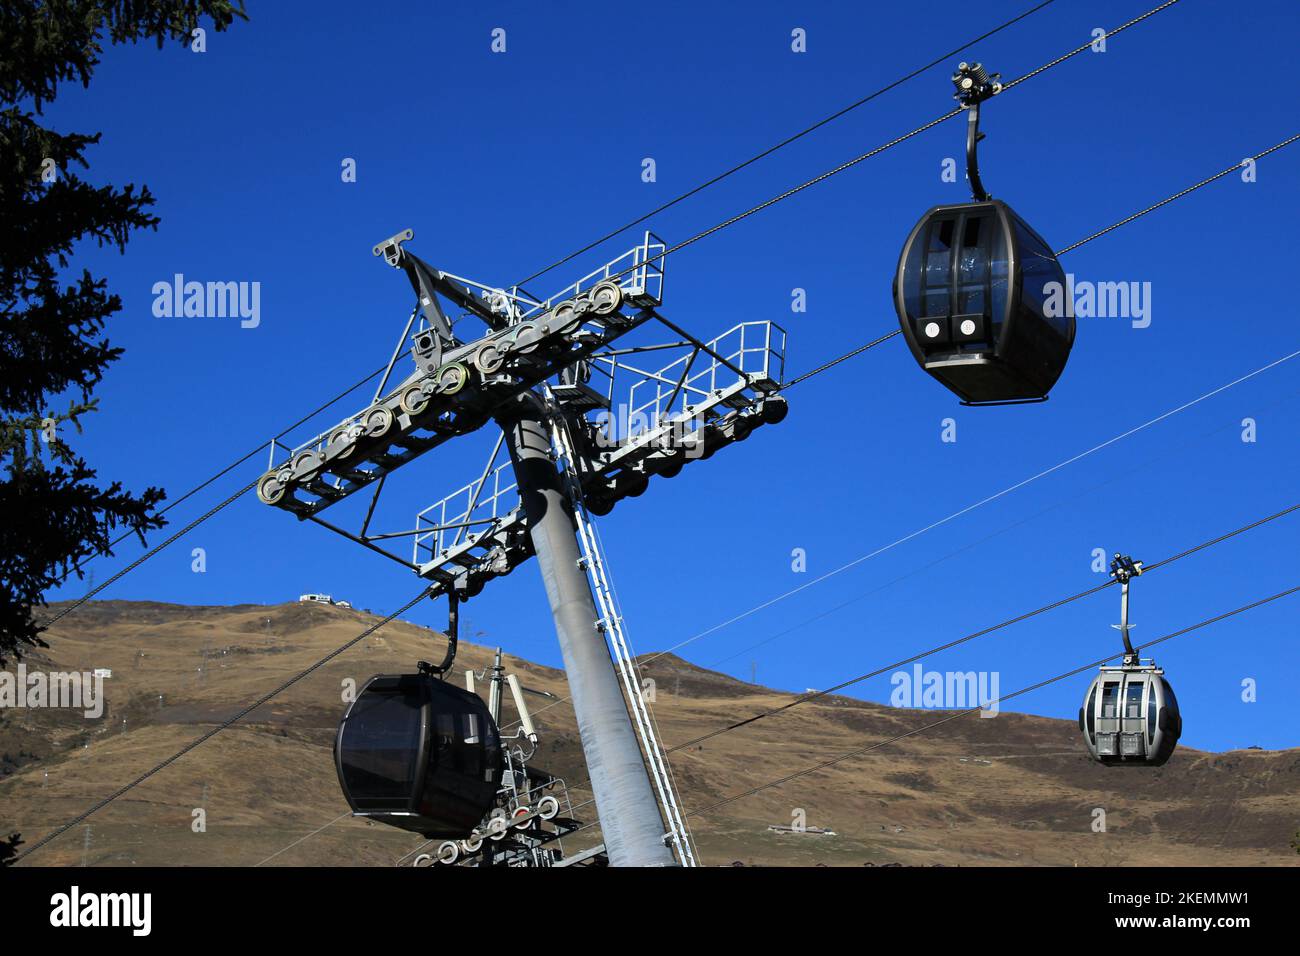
[500,395,674,867]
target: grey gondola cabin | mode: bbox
[893,199,1076,404]
[1079,661,1182,766]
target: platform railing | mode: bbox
[413,461,519,564]
[519,231,667,317]
[588,320,785,440]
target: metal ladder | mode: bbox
[548,411,698,867]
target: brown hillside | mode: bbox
[1,600,1296,866]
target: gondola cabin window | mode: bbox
[1125,682,1144,719]
[340,683,423,805]
[1101,681,1119,719]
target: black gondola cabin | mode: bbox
[335,673,504,837]
[1079,662,1182,766]
[893,199,1076,404]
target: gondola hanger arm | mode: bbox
[951,62,1002,202]
[1109,553,1144,665]
[418,589,460,677]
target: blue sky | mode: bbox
[39,0,1300,751]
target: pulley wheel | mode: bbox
[474,342,504,375]
[363,405,393,438]
[437,362,471,395]
[537,795,560,820]
[589,280,623,317]
[435,841,460,865]
[551,300,580,334]
[291,450,322,480]
[400,382,430,416]
[256,472,286,505]
[509,322,541,355]
[328,424,358,460]
[761,397,789,425]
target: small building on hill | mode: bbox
[298,593,352,608]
